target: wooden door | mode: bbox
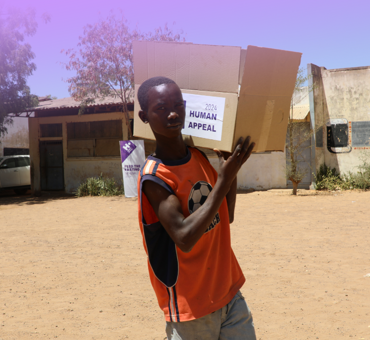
[40,141,64,190]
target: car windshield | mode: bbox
[0,157,3,164]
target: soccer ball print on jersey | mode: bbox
[188,181,220,233]
[188,181,213,213]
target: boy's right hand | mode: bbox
[214,136,255,187]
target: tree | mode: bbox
[286,68,317,195]
[62,12,185,137]
[0,7,48,136]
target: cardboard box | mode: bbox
[133,41,301,152]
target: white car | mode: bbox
[0,155,31,194]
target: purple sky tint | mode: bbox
[3,0,370,99]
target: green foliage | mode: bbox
[315,164,344,190]
[76,174,124,197]
[0,7,49,135]
[315,158,370,191]
[342,156,370,190]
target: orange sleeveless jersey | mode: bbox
[137,147,245,322]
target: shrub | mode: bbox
[315,157,370,191]
[76,174,124,197]
[342,158,370,190]
[315,164,344,190]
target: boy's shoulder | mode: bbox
[140,147,212,180]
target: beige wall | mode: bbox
[29,112,127,195]
[310,65,370,175]
[0,117,29,156]
[209,151,287,190]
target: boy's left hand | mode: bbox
[213,136,255,187]
[217,151,232,160]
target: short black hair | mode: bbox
[138,76,176,112]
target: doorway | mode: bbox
[40,141,64,190]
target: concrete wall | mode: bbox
[209,151,287,190]
[0,117,29,156]
[309,64,370,175]
[29,112,127,195]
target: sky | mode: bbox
[3,0,370,99]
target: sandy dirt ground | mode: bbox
[1,189,370,340]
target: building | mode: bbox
[27,96,134,195]
[28,94,310,194]
[0,116,30,156]
[27,64,370,194]
[308,64,370,179]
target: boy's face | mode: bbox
[140,83,185,139]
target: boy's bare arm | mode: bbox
[143,137,254,253]
[143,179,228,253]
[215,151,237,224]
[226,178,237,223]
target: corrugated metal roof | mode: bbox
[29,87,310,121]
[30,96,126,111]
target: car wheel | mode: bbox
[14,188,28,195]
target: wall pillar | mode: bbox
[28,118,41,196]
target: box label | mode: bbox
[182,93,225,141]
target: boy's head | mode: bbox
[138,76,176,112]
[138,77,185,139]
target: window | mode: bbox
[67,120,123,157]
[0,158,16,169]
[17,157,30,167]
[4,148,29,156]
[0,157,30,169]
[40,124,62,137]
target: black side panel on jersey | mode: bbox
[140,173,178,288]
[144,221,178,287]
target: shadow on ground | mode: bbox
[236,189,256,195]
[237,188,338,196]
[0,189,76,206]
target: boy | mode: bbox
[137,76,256,340]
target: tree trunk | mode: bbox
[122,101,132,138]
[292,181,299,195]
